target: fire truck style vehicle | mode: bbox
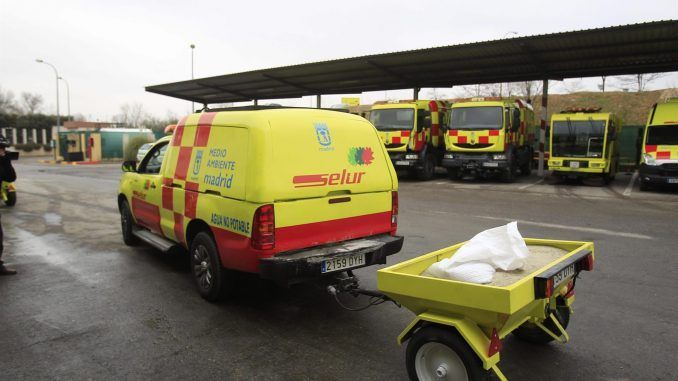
[639,98,678,191]
[369,100,450,180]
[548,108,621,184]
[441,98,535,182]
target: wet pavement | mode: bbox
[1,160,677,380]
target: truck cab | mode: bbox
[441,98,535,182]
[639,98,678,191]
[548,108,621,184]
[369,100,449,180]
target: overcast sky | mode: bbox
[1,0,677,122]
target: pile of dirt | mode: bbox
[489,245,569,287]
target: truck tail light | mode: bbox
[580,253,594,271]
[391,191,398,234]
[251,204,275,250]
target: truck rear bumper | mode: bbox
[260,234,404,286]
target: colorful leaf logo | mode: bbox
[348,147,374,166]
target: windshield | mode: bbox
[551,119,606,158]
[646,125,678,145]
[450,107,502,130]
[369,108,414,131]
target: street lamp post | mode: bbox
[58,77,71,121]
[36,59,60,161]
[190,44,195,112]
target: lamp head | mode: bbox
[36,59,44,63]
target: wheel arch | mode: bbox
[185,219,214,248]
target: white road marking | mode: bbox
[623,170,639,197]
[473,215,654,240]
[519,177,545,190]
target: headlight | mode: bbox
[550,161,561,166]
[444,153,454,159]
[643,153,658,166]
[405,154,418,160]
[493,154,506,160]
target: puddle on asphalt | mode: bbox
[43,213,62,226]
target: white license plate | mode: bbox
[321,253,366,273]
[569,161,580,168]
[483,162,499,167]
[667,178,678,184]
[553,263,576,289]
[395,160,410,166]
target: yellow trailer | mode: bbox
[377,238,594,381]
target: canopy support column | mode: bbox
[316,95,321,109]
[253,99,258,106]
[538,79,548,177]
[413,87,420,100]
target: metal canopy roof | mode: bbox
[146,20,678,104]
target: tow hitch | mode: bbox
[326,271,400,311]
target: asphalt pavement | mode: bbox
[1,160,677,380]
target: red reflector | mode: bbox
[488,328,502,357]
[251,204,275,250]
[581,253,594,271]
[545,277,554,298]
[391,191,399,234]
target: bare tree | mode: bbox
[512,81,543,103]
[615,73,667,92]
[426,88,448,100]
[562,79,585,94]
[0,87,19,114]
[114,102,148,129]
[20,92,43,114]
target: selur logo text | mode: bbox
[293,169,366,188]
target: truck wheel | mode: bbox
[120,199,139,246]
[416,153,436,181]
[447,168,462,181]
[406,325,489,381]
[639,179,649,192]
[520,156,532,176]
[190,231,235,302]
[513,300,571,344]
[501,160,517,183]
[4,191,16,206]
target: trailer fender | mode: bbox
[397,312,501,370]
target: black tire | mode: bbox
[120,199,139,246]
[447,168,462,181]
[406,325,489,381]
[501,159,517,183]
[4,191,16,206]
[513,299,571,344]
[190,231,234,302]
[416,153,436,181]
[519,154,532,176]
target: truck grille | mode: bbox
[453,143,493,149]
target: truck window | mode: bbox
[139,142,168,174]
[552,120,606,158]
[369,108,415,131]
[450,107,503,130]
[646,124,678,145]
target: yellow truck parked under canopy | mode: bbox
[441,98,535,182]
[369,100,450,180]
[639,98,678,191]
[548,108,621,184]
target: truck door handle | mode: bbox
[150,183,156,189]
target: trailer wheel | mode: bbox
[407,325,489,381]
[513,300,571,344]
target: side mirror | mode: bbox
[122,160,137,173]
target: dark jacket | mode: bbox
[0,156,16,183]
